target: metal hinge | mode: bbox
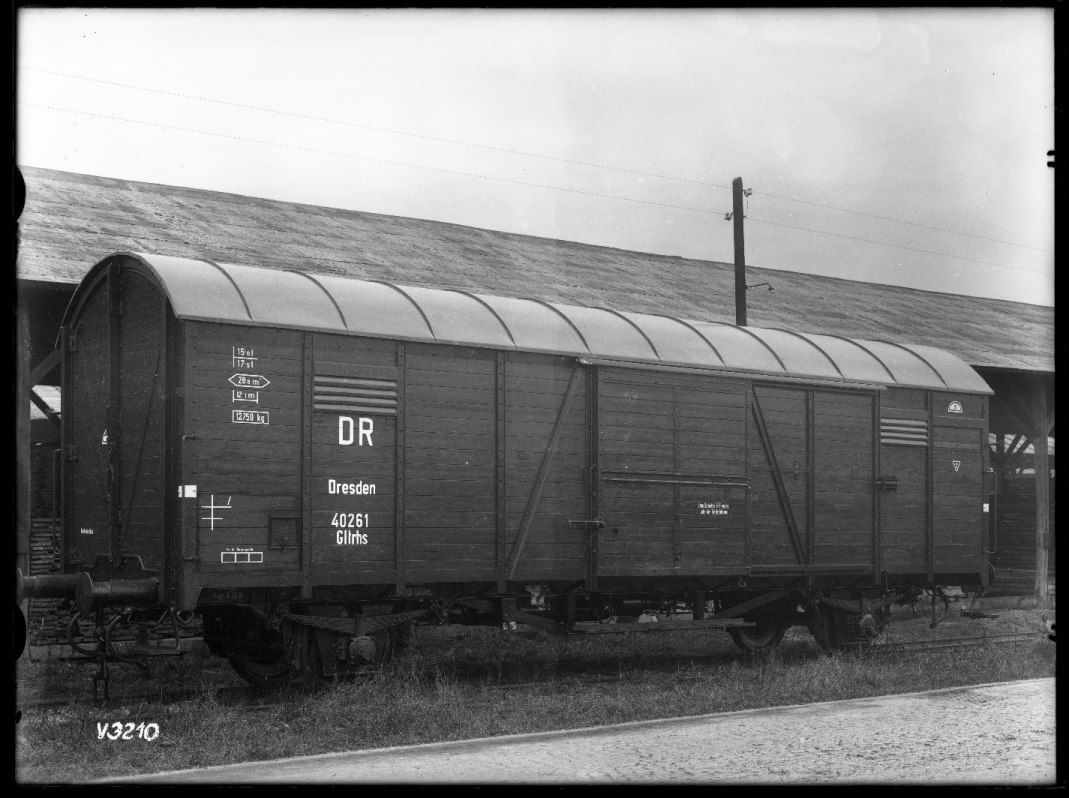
[67,444,79,461]
[875,475,898,492]
[67,334,77,351]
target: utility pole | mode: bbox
[732,177,747,326]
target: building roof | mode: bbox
[72,252,992,394]
[16,166,1053,372]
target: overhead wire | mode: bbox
[751,189,1053,254]
[746,216,1050,275]
[22,65,1050,255]
[20,103,714,215]
[20,99,1052,279]
[20,67,733,192]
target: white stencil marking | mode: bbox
[200,494,232,531]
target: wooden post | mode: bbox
[732,177,747,327]
[1033,387,1049,601]
[17,312,32,578]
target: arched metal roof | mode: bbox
[66,253,992,394]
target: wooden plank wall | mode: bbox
[310,335,398,585]
[993,476,1057,576]
[597,370,749,577]
[931,390,986,573]
[174,324,993,593]
[30,437,60,519]
[26,519,68,644]
[117,271,168,572]
[749,385,807,566]
[403,344,496,583]
[749,386,876,570]
[812,391,874,566]
[597,370,679,576]
[879,388,928,573]
[186,323,303,576]
[504,353,587,582]
[675,377,749,575]
[66,281,112,568]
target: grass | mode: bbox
[16,603,1056,783]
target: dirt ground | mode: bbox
[124,678,1057,784]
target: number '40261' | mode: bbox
[331,512,368,529]
[97,721,160,741]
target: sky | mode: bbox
[16,8,1055,306]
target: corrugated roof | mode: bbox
[70,252,992,394]
[16,166,1053,371]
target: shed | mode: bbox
[15,166,1054,599]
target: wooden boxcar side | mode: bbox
[36,253,995,686]
[176,321,989,608]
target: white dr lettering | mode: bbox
[339,416,354,445]
[359,417,374,446]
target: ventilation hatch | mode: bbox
[880,417,929,447]
[313,375,398,416]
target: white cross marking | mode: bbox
[200,494,232,531]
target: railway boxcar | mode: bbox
[19,252,994,686]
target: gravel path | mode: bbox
[125,677,1056,784]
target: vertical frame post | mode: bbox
[107,263,123,565]
[744,381,751,567]
[161,303,175,602]
[585,364,600,590]
[671,384,682,573]
[980,394,990,582]
[805,389,816,569]
[301,333,313,598]
[495,351,507,593]
[872,390,882,583]
[60,326,70,569]
[395,342,407,595]
[925,391,935,584]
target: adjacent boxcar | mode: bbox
[21,252,994,685]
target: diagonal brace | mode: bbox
[506,366,585,579]
[751,394,808,565]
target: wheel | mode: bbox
[229,652,295,690]
[808,604,869,654]
[808,605,838,653]
[728,619,787,652]
[230,623,322,690]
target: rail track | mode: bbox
[16,630,1044,710]
[488,631,1044,692]
[862,632,1041,655]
